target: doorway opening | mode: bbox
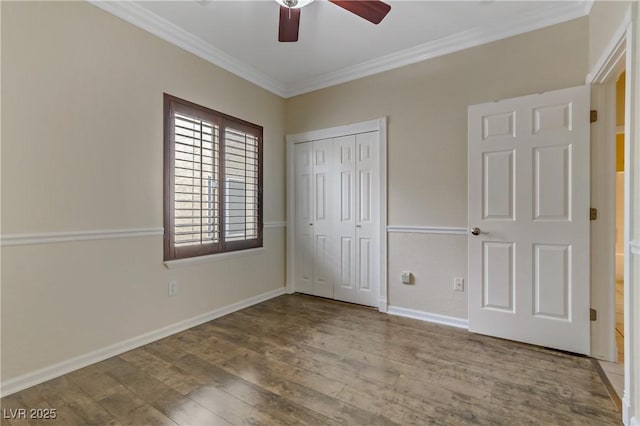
[600,70,627,399]
[614,71,625,366]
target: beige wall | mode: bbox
[588,1,631,72]
[286,18,588,317]
[1,1,286,381]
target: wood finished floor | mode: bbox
[1,294,621,425]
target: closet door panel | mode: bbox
[333,135,357,303]
[355,132,380,307]
[294,142,314,294]
[312,138,334,298]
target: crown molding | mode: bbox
[283,2,589,97]
[88,1,589,99]
[88,0,288,97]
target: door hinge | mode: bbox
[590,308,597,321]
[590,208,598,221]
[590,110,598,123]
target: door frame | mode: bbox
[285,118,388,312]
[586,4,637,425]
[588,23,627,363]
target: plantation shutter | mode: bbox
[164,95,263,261]
[222,124,261,251]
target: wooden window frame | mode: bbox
[163,94,263,261]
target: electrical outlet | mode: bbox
[168,281,178,297]
[454,277,464,292]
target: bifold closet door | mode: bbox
[293,133,379,307]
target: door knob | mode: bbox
[470,227,488,236]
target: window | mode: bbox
[163,94,263,261]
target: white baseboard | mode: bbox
[621,389,640,426]
[387,305,468,329]
[0,287,286,398]
[623,394,631,426]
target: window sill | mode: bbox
[163,247,265,269]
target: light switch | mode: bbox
[401,271,413,285]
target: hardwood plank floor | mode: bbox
[1,294,621,425]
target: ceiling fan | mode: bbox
[275,0,392,42]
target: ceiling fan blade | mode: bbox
[278,6,301,42]
[329,1,391,25]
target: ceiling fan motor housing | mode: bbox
[275,0,315,9]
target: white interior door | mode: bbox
[468,85,590,355]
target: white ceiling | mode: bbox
[92,0,592,97]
